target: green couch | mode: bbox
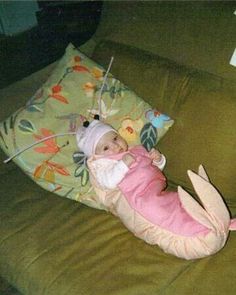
[1,2,236,294]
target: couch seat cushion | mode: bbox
[1,168,236,294]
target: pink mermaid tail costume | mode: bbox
[87,145,236,260]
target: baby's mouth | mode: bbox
[118,148,123,153]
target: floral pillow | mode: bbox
[0,43,174,208]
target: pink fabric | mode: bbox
[87,149,234,259]
[230,218,236,230]
[112,146,209,237]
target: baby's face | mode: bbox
[95,131,128,156]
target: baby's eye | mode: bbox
[103,146,109,151]
[113,136,118,141]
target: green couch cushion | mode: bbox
[95,1,236,82]
[1,167,236,294]
[159,76,236,208]
[92,40,236,211]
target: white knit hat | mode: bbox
[76,119,116,157]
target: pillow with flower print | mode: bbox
[0,43,174,208]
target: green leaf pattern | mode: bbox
[18,119,36,134]
[140,123,158,151]
[73,151,89,186]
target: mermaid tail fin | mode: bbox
[198,164,209,182]
[178,186,214,230]
[178,165,231,232]
[196,165,235,231]
[229,218,236,231]
[187,168,230,231]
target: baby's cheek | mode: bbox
[121,141,128,151]
[106,150,116,156]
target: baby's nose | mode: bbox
[112,142,120,149]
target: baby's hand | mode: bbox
[122,153,135,167]
[149,148,162,162]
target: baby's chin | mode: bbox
[113,149,125,155]
[108,148,127,155]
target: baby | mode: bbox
[79,119,166,189]
[5,115,235,259]
[77,117,236,260]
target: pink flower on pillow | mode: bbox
[49,84,68,104]
[118,118,144,143]
[33,128,60,154]
[73,65,90,72]
[74,56,81,63]
[91,67,103,80]
[52,85,62,93]
[34,161,70,185]
[72,56,90,73]
[83,82,96,97]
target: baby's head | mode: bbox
[76,118,128,157]
[95,129,128,156]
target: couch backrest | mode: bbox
[92,40,236,207]
[93,1,236,82]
